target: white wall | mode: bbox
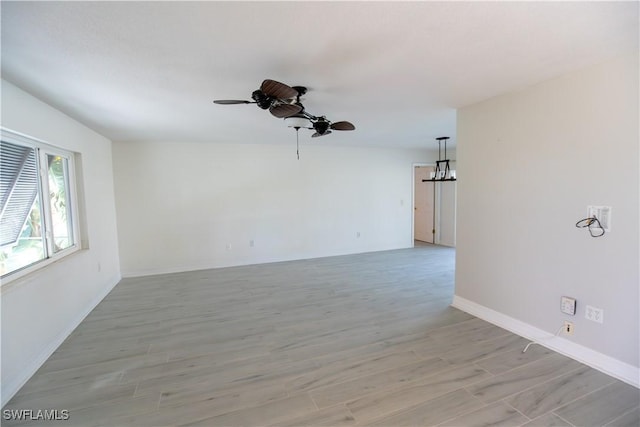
[113,141,431,276]
[437,159,457,247]
[437,182,457,247]
[455,54,639,380]
[0,80,121,405]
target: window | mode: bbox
[1,130,80,280]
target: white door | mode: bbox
[414,166,435,243]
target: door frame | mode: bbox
[412,162,457,247]
[412,162,438,246]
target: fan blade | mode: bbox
[261,79,298,99]
[312,130,332,138]
[330,121,355,131]
[213,100,254,104]
[270,103,302,118]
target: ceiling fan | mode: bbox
[285,114,355,138]
[213,79,303,118]
[213,79,355,137]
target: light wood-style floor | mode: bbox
[4,245,639,426]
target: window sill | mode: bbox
[0,245,84,294]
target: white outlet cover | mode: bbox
[585,305,604,324]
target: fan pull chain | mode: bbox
[295,127,300,160]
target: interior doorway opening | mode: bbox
[413,164,457,247]
[414,165,435,244]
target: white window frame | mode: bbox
[1,128,81,285]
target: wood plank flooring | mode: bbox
[3,245,638,426]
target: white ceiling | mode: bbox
[1,1,638,149]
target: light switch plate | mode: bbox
[587,206,611,231]
[561,296,576,316]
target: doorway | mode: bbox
[414,166,435,243]
[413,164,457,247]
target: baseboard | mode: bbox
[122,245,414,278]
[1,274,121,407]
[452,295,639,388]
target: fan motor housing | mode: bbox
[251,90,272,109]
[314,120,330,135]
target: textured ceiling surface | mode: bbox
[1,1,638,148]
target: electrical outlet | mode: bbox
[585,305,604,324]
[564,321,574,335]
[560,296,576,316]
[356,232,361,238]
[249,240,254,247]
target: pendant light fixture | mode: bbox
[423,137,456,182]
